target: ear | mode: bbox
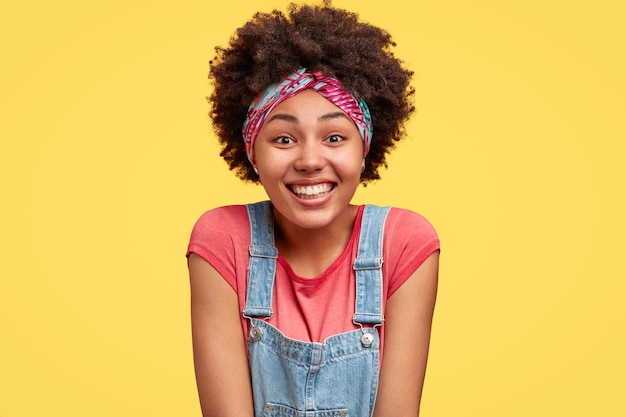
[361,159,366,173]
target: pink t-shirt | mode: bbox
[187,204,439,355]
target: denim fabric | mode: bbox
[243,201,391,417]
[244,202,279,318]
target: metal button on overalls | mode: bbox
[249,326,263,341]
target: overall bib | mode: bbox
[243,201,391,417]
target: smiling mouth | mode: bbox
[289,183,335,199]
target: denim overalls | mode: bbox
[243,201,391,417]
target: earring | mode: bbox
[253,166,259,175]
[361,162,365,173]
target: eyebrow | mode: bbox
[265,111,351,125]
[265,113,299,124]
[318,111,352,122]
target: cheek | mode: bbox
[255,155,286,177]
[335,151,365,176]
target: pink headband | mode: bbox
[242,68,373,163]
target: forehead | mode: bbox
[262,97,359,138]
[264,90,356,125]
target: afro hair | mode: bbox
[208,1,415,183]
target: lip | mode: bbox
[286,178,336,186]
[285,179,337,205]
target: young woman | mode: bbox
[187,4,440,417]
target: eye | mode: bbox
[325,134,345,143]
[274,136,295,145]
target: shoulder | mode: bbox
[361,205,438,240]
[376,206,440,295]
[187,204,252,290]
[193,204,249,226]
[187,205,251,256]
[190,205,249,238]
[385,207,438,241]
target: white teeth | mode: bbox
[291,183,333,198]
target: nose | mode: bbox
[293,140,326,172]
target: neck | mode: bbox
[273,205,359,278]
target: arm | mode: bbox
[373,251,440,417]
[189,253,254,417]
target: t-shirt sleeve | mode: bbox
[384,208,440,296]
[186,205,249,292]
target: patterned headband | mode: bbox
[242,68,373,163]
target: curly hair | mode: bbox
[208,1,414,183]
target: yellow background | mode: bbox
[1,0,624,416]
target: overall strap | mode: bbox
[242,201,278,318]
[353,205,391,326]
